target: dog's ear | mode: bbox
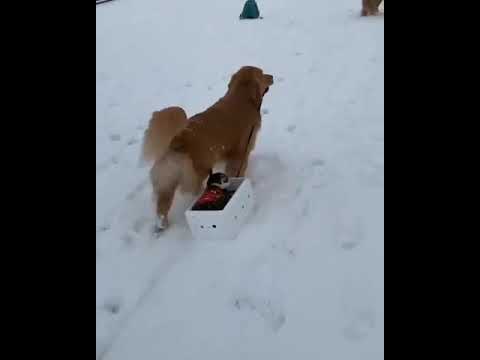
[248,79,262,110]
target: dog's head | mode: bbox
[228,66,274,110]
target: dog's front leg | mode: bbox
[236,157,249,177]
[226,156,249,177]
[226,157,242,177]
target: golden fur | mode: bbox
[142,66,274,226]
[361,0,383,16]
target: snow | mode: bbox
[96,0,384,359]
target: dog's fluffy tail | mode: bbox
[142,107,188,162]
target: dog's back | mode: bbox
[170,97,260,169]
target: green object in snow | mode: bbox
[240,0,260,20]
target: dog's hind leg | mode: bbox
[154,180,178,230]
[150,154,182,231]
[178,156,210,195]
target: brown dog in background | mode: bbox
[142,66,274,230]
[361,0,383,16]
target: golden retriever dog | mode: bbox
[142,66,274,230]
[361,0,383,16]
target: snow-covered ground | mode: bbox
[96,0,384,359]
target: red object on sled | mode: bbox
[193,188,227,209]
